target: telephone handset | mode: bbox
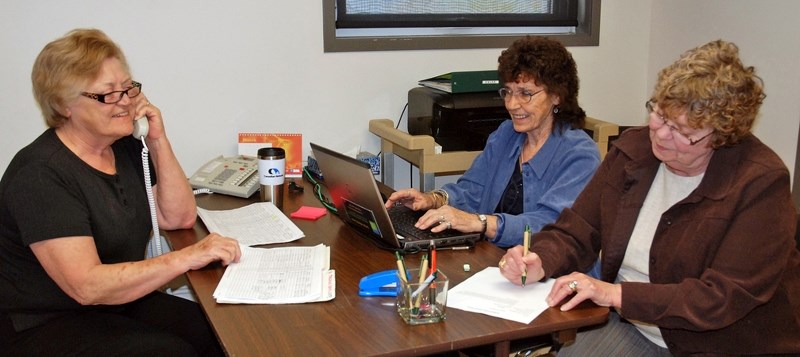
[132,117,162,257]
[132,116,149,139]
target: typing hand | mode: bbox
[384,189,431,211]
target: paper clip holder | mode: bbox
[358,270,399,297]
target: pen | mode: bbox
[413,253,429,313]
[522,225,530,287]
[444,245,472,250]
[428,241,438,305]
[430,241,437,273]
[395,251,408,283]
[418,253,429,284]
[411,271,438,298]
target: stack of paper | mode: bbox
[197,202,304,246]
[447,267,554,324]
[213,244,335,304]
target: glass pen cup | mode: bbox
[396,268,449,325]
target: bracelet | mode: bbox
[430,189,449,208]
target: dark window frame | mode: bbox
[323,0,600,52]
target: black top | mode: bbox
[0,128,155,331]
[495,158,524,215]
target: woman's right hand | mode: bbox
[384,188,434,211]
[498,245,546,285]
[182,233,242,270]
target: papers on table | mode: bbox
[197,202,304,246]
[213,244,335,304]
[447,267,555,324]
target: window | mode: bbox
[323,0,600,52]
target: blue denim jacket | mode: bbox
[442,120,600,247]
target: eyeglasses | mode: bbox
[498,88,544,104]
[646,100,713,146]
[81,81,142,104]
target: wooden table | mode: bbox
[165,182,608,356]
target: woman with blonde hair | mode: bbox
[0,29,239,356]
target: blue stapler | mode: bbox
[358,270,399,297]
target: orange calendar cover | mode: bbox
[238,133,303,177]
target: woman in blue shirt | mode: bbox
[386,36,600,247]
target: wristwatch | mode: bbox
[477,214,487,234]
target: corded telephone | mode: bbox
[188,155,260,198]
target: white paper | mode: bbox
[197,202,304,246]
[213,244,335,304]
[447,267,555,324]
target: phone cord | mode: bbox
[140,137,163,257]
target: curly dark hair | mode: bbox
[652,40,765,148]
[497,36,585,131]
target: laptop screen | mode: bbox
[310,142,481,253]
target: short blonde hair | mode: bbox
[31,28,129,128]
[652,40,765,148]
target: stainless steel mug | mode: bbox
[258,147,285,209]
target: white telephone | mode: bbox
[188,155,260,198]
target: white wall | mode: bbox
[1,1,798,189]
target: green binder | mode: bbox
[418,70,501,93]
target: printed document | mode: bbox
[197,202,304,246]
[447,267,555,324]
[213,244,335,304]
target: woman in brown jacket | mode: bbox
[499,39,800,356]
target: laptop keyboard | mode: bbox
[387,205,460,241]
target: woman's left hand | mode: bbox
[416,205,479,233]
[547,272,622,311]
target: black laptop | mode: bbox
[310,142,482,253]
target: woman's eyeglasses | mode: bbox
[81,81,142,104]
[646,100,713,146]
[498,88,544,104]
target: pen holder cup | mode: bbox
[396,268,449,325]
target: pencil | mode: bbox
[522,225,530,287]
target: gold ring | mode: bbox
[499,259,506,269]
[446,221,452,229]
[568,280,579,292]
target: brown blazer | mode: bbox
[533,127,800,355]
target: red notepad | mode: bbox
[290,206,328,220]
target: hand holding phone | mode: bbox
[132,117,149,139]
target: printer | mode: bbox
[407,87,510,152]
